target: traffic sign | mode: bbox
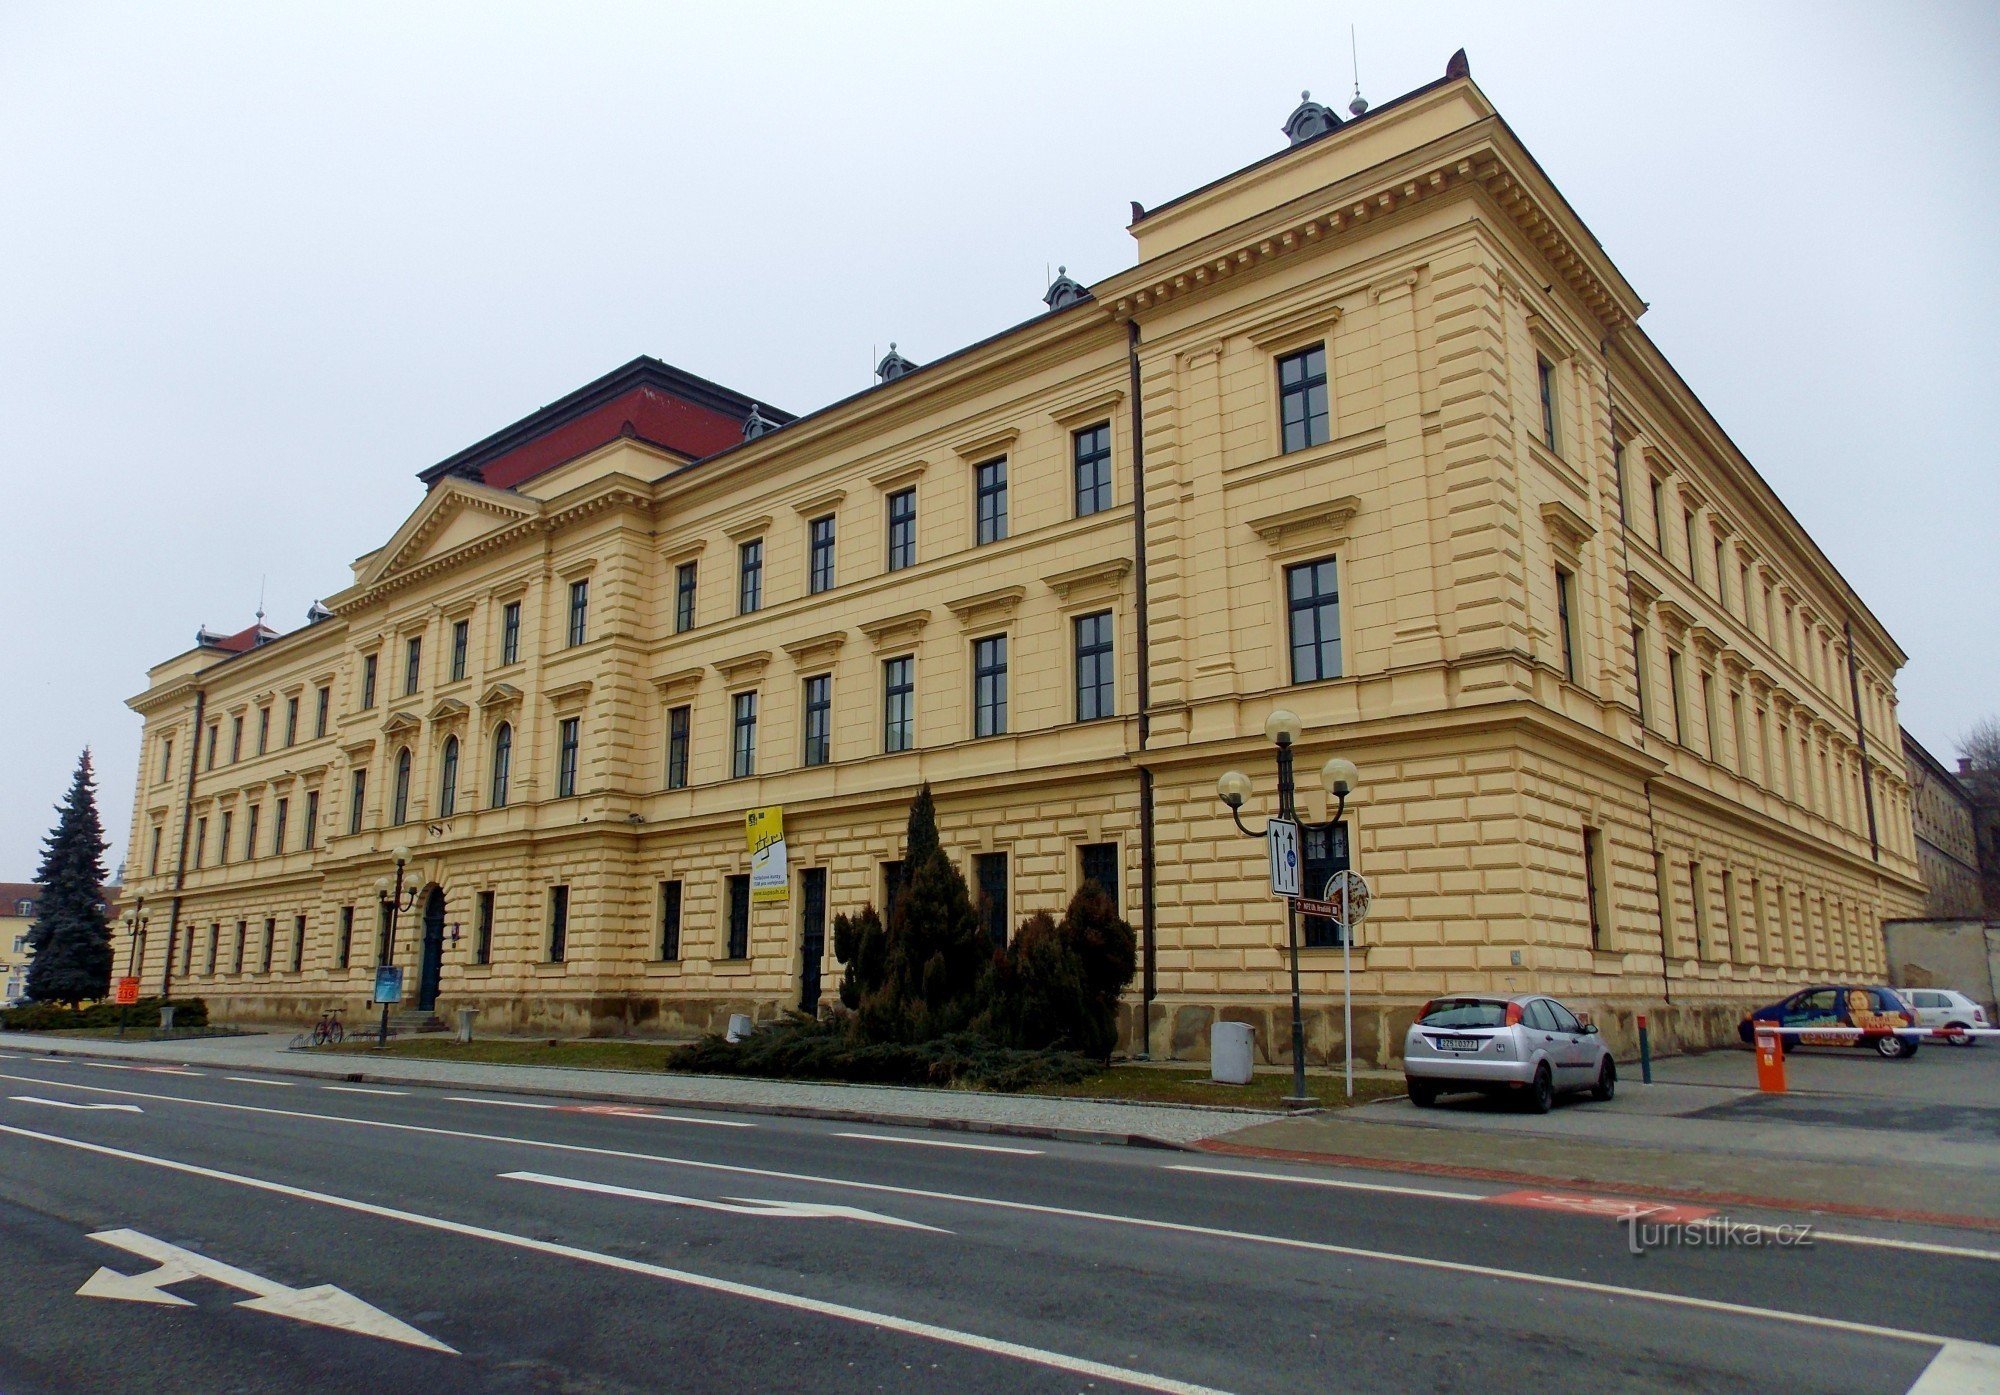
[1291,896,1340,919]
[1324,870,1372,926]
[1267,819,1300,897]
[113,977,140,1006]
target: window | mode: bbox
[658,880,682,960]
[450,618,469,680]
[1729,694,1746,776]
[1689,861,1709,959]
[974,852,1008,949]
[348,769,366,835]
[1301,823,1350,947]
[205,723,219,769]
[232,920,247,975]
[257,706,269,755]
[1737,563,1750,620]
[975,459,1008,545]
[261,917,276,975]
[567,578,589,647]
[1582,826,1607,951]
[880,861,906,922]
[973,635,1008,738]
[404,635,421,696]
[1073,423,1112,517]
[473,891,494,965]
[731,693,758,778]
[290,915,305,974]
[392,748,412,824]
[802,674,832,767]
[886,488,916,571]
[557,718,579,798]
[1074,610,1115,720]
[808,515,836,594]
[1713,539,1728,605]
[158,736,173,783]
[674,561,698,633]
[883,656,914,753]
[1286,557,1342,683]
[148,825,162,875]
[218,811,233,865]
[738,539,763,614]
[1554,568,1577,683]
[1700,673,1718,760]
[1720,867,1739,961]
[438,736,459,817]
[1611,440,1627,523]
[1079,842,1118,901]
[244,806,259,862]
[361,654,380,709]
[194,816,208,869]
[1649,479,1666,552]
[375,904,391,964]
[666,706,691,789]
[725,874,751,959]
[500,601,521,666]
[1682,510,1699,582]
[547,885,569,963]
[1278,344,1329,453]
[1536,355,1559,452]
[272,798,288,856]
[303,791,318,850]
[284,696,299,747]
[206,924,219,976]
[1631,626,1649,724]
[1667,648,1686,744]
[490,723,512,807]
[230,715,243,763]
[183,925,195,975]
[315,686,330,738]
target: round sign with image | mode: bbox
[1322,870,1372,926]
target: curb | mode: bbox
[1193,1138,2000,1234]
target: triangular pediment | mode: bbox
[362,479,540,588]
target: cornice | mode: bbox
[545,679,594,710]
[781,629,849,668]
[866,459,929,493]
[944,585,1027,628]
[713,650,772,685]
[1043,558,1133,606]
[650,666,706,700]
[949,425,1020,464]
[1247,495,1362,548]
[477,682,523,710]
[788,487,847,519]
[1539,499,1595,556]
[859,609,931,651]
[724,513,774,543]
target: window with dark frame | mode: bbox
[205,723,217,769]
[1555,568,1577,682]
[490,723,511,807]
[731,692,757,778]
[438,736,459,817]
[809,515,836,594]
[261,917,275,974]
[230,716,242,762]
[291,914,305,973]
[1074,610,1114,721]
[883,656,914,753]
[1277,344,1329,453]
[1300,822,1351,947]
[667,705,691,789]
[243,806,258,862]
[233,920,246,975]
[802,674,832,767]
[315,686,330,738]
[1078,842,1118,901]
[973,635,1007,737]
[1611,439,1627,523]
[1583,826,1607,951]
[206,923,218,976]
[973,852,1008,949]
[886,488,916,571]
[272,797,288,856]
[337,908,353,969]
[567,578,589,647]
[1682,510,1699,581]
[1536,354,1559,452]
[348,769,366,835]
[284,696,298,747]
[1631,626,1648,724]
[1073,423,1112,517]
[373,904,391,964]
[473,890,493,965]
[1713,538,1728,606]
[450,618,469,680]
[557,717,579,798]
[257,706,269,755]
[392,748,411,824]
[1667,648,1687,743]
[658,880,682,960]
[215,813,228,866]
[1286,557,1342,683]
[880,861,905,922]
[674,561,698,632]
[1648,479,1666,552]
[738,539,763,614]
[501,601,521,666]
[404,635,421,696]
[548,885,569,963]
[725,874,750,959]
[975,459,1008,545]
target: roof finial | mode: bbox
[1044,265,1091,311]
[1348,25,1369,116]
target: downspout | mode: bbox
[1843,617,1881,862]
[1129,318,1158,1050]
[160,688,206,1001]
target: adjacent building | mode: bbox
[117,52,1924,1059]
[1902,730,1985,918]
[1,882,124,1005]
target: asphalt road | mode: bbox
[0,1049,1994,1395]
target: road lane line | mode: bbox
[80,1062,202,1077]
[9,1096,143,1114]
[226,1077,298,1088]
[0,1122,1231,1395]
[323,1086,408,1097]
[833,1132,1042,1156]
[564,1105,754,1129]
[444,1096,554,1110]
[1168,1163,1485,1204]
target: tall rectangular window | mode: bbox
[975,459,1008,545]
[1720,867,1739,961]
[567,578,589,647]
[261,917,276,975]
[206,723,218,769]
[881,861,906,922]
[284,696,299,747]
[1689,861,1709,960]
[1631,625,1649,724]
[148,825,162,876]
[243,805,260,859]
[802,674,832,767]
[257,707,270,755]
[1611,439,1627,523]
[808,515,836,594]
[1667,649,1686,744]
[194,817,208,869]
[450,618,469,680]
[883,656,914,753]
[500,601,521,666]
[206,924,218,976]
[886,487,916,571]
[1079,842,1118,901]
[1073,423,1112,517]
[219,811,234,865]
[658,880,683,961]
[666,706,691,789]
[973,635,1008,738]
[272,798,288,856]
[1582,826,1607,951]
[731,692,758,778]
[303,790,319,849]
[1555,568,1577,682]
[375,904,390,964]
[233,920,247,975]
[315,686,330,738]
[1648,479,1666,552]
[1682,510,1699,582]
[404,635,421,696]
[973,852,1009,949]
[361,655,378,710]
[230,716,243,763]
[1286,557,1342,683]
[1536,354,1559,452]
[725,874,751,959]
[738,539,763,614]
[1730,693,1747,776]
[557,717,580,798]
[474,890,494,965]
[291,915,305,973]
[1278,344,1329,453]
[1074,610,1115,721]
[159,735,173,783]
[1700,673,1718,760]
[674,561,698,632]
[547,885,569,963]
[1713,539,1728,605]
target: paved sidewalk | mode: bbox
[0,1030,1279,1146]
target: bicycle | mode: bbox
[309,1008,344,1047]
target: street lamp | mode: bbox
[1216,709,1361,1107]
[374,844,417,1048]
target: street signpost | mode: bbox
[113,977,140,1006]
[1325,870,1371,1098]
[1267,818,1300,897]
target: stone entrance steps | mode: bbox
[384,1010,446,1036]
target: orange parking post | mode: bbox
[1754,1024,1787,1093]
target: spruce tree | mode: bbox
[25,751,115,1008]
[853,784,988,1042]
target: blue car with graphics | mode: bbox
[1737,985,1920,1058]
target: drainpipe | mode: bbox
[1843,617,1881,862]
[160,688,206,1001]
[1128,319,1158,1046]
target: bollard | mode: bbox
[158,1004,177,1034]
[456,1007,476,1044]
[1755,1024,1787,1093]
[1637,1013,1652,1085]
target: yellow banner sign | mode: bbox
[745,806,788,905]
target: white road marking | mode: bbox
[80,1062,201,1077]
[322,1086,407,1097]
[443,1095,751,1127]
[80,1227,453,1353]
[443,1096,552,1110]
[833,1131,1042,1156]
[9,1095,143,1114]
[1908,1338,2000,1394]
[505,1170,952,1232]
[226,1077,297,1088]
[4,1125,1227,1395]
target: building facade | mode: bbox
[1,882,124,1005]
[1902,731,1985,918]
[119,54,1924,1060]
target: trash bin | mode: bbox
[158,1004,177,1033]
[726,1013,753,1043]
[1211,1021,1254,1085]
[456,1008,477,1043]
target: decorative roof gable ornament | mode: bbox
[1043,266,1091,311]
[875,343,918,383]
[1282,90,1342,146]
[1445,48,1470,81]
[741,402,779,440]
[306,600,335,624]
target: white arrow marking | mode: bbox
[503,1170,951,1233]
[11,1095,143,1113]
[80,1229,455,1353]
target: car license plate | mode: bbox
[1434,1035,1481,1052]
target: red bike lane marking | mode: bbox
[1484,1189,1716,1223]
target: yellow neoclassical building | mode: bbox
[119,53,1924,1061]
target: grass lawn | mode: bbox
[326,1036,1404,1108]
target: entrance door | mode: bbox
[417,889,445,1012]
[798,868,827,1015]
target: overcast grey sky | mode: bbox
[4,1,1995,876]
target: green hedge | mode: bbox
[0,997,208,1032]
[666,1016,1100,1093]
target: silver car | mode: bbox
[1898,988,1989,1046]
[1402,994,1615,1113]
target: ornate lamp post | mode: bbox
[1216,709,1360,1107]
[373,844,417,1048]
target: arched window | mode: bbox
[490,724,512,808]
[438,736,459,817]
[392,747,412,825]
